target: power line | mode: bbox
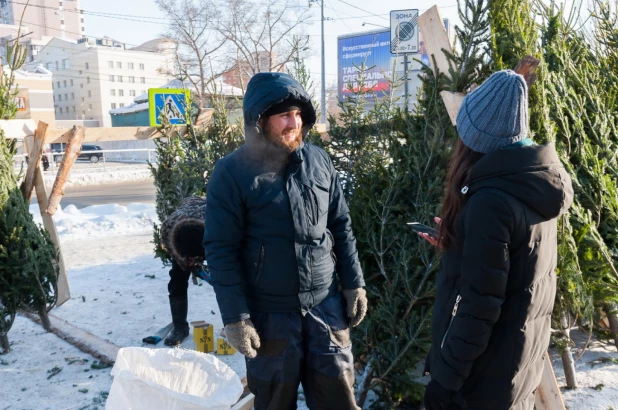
[333,0,388,21]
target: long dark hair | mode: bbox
[439,139,485,248]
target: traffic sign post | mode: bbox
[148,88,191,127]
[390,9,419,54]
[390,9,419,105]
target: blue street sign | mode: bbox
[148,88,191,126]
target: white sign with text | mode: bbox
[390,9,419,54]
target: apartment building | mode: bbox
[0,0,84,40]
[33,36,174,127]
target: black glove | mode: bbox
[423,379,458,410]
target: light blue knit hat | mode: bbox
[456,69,529,153]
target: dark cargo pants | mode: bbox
[246,293,360,410]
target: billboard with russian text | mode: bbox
[337,30,392,100]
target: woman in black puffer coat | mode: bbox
[421,70,574,410]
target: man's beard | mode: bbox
[263,123,303,153]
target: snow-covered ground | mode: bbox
[1,202,617,409]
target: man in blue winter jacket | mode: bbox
[203,72,367,410]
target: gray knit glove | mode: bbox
[223,319,261,358]
[343,288,368,327]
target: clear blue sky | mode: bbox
[81,0,462,88]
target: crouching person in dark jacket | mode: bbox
[160,196,208,346]
[420,70,574,410]
[203,72,367,410]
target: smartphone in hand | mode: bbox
[407,222,438,238]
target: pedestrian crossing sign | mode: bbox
[148,88,191,126]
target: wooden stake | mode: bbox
[46,125,85,216]
[21,311,120,365]
[439,91,465,126]
[20,121,47,202]
[24,129,71,306]
[514,55,541,88]
[417,5,452,76]
[535,352,566,410]
[420,6,565,409]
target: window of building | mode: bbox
[61,19,65,25]
[55,61,59,70]
[109,75,114,82]
[130,90,135,96]
[58,95,62,101]
[71,93,74,99]
[63,80,67,87]
[57,81,60,88]
[80,84,83,88]
[140,77,145,83]
[129,76,135,83]
[53,95,55,102]
[117,76,123,82]
[128,62,134,70]
[119,103,125,108]
[87,77,90,84]
[89,104,92,110]
[111,103,117,109]
[64,94,68,100]
[109,61,113,68]
[79,70,82,74]
[63,59,69,69]
[139,63,145,70]
[73,106,76,112]
[70,79,73,86]
[59,107,63,114]
[52,83,54,90]
[46,62,51,70]
[85,62,89,70]
[118,89,124,96]
[81,97,84,102]
[82,27,85,32]
[88,90,91,97]
[110,89,115,96]
[117,62,122,69]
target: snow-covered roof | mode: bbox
[6,63,53,78]
[111,78,244,115]
[109,101,149,115]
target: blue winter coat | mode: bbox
[203,73,364,325]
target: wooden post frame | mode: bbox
[46,126,86,216]
[23,124,71,306]
[419,5,565,409]
[20,121,47,201]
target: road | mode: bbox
[31,179,157,209]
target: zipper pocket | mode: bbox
[441,294,461,349]
[255,245,265,286]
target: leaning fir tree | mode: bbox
[0,41,59,353]
[149,92,244,264]
[318,0,492,406]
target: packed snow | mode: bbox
[41,166,153,188]
[1,201,617,409]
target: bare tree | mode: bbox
[216,0,312,90]
[155,0,227,115]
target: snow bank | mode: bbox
[30,203,159,239]
[42,166,153,188]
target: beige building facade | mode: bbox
[10,64,56,128]
[32,36,174,127]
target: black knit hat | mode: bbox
[262,99,304,118]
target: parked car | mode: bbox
[52,143,105,164]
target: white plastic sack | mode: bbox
[105,347,243,410]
